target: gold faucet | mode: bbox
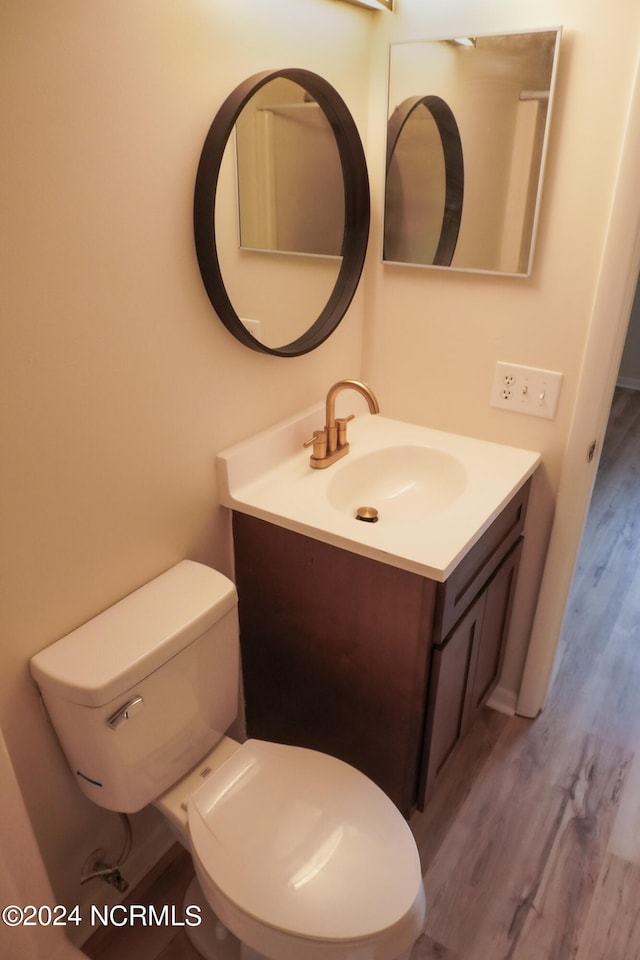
[304,379,380,469]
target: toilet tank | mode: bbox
[30,561,239,813]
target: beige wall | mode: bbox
[364,0,640,696]
[366,0,638,450]
[1,0,640,942]
[0,0,372,936]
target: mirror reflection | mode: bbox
[385,95,464,267]
[236,78,344,257]
[384,29,561,276]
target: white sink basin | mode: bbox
[327,445,467,524]
[217,404,540,581]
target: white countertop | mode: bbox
[217,404,540,582]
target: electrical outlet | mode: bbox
[490,361,563,419]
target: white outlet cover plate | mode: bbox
[491,361,563,420]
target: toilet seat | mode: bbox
[187,739,425,958]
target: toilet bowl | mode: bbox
[30,561,425,960]
[157,737,425,960]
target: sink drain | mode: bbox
[355,506,379,523]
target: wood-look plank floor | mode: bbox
[84,387,640,960]
[411,386,640,960]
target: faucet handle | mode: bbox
[336,414,355,447]
[303,429,328,461]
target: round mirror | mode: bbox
[194,69,370,357]
[384,95,464,267]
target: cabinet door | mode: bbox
[419,591,486,805]
[468,538,523,724]
[419,538,524,806]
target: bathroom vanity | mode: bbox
[217,405,539,817]
[232,479,527,817]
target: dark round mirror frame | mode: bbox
[384,95,464,267]
[194,69,370,357]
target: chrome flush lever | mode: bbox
[106,696,144,730]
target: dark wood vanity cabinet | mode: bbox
[419,538,522,804]
[232,479,530,818]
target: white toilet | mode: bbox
[30,561,425,960]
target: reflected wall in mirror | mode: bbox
[236,79,344,257]
[194,69,370,357]
[384,29,561,276]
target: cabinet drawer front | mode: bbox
[436,479,530,639]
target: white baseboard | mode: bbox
[487,684,517,716]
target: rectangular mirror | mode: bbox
[384,28,562,276]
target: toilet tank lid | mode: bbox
[30,561,237,708]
